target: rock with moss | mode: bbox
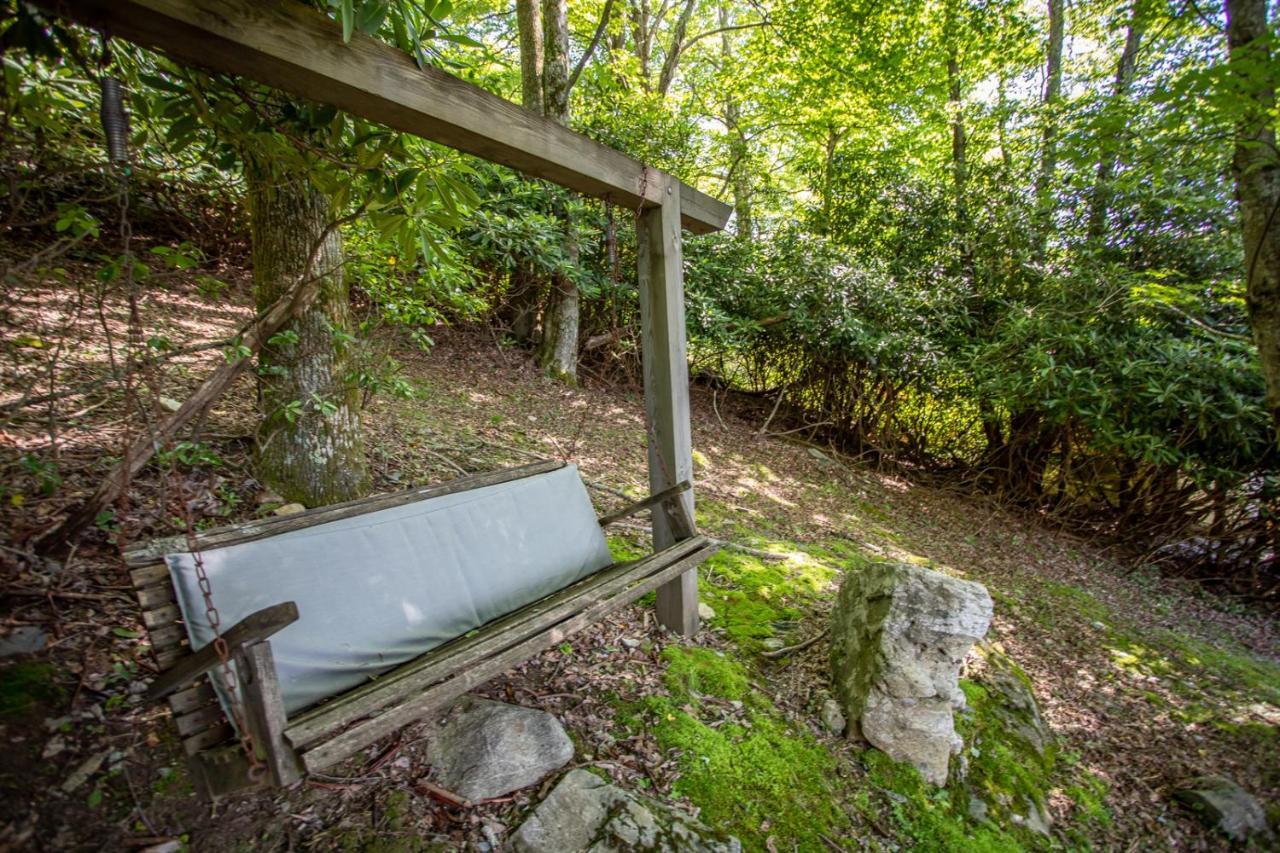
[829,562,992,785]
[954,645,1057,838]
[509,769,741,852]
[1174,775,1271,843]
[975,643,1052,760]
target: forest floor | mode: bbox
[1,266,1278,851]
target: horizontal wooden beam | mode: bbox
[41,0,731,234]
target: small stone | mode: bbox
[157,396,183,413]
[61,750,109,792]
[509,768,740,852]
[0,626,47,657]
[41,736,66,759]
[819,699,846,735]
[273,503,306,517]
[967,796,989,822]
[698,603,717,621]
[139,842,182,853]
[1090,621,1106,631]
[761,638,785,651]
[428,698,573,801]
[621,638,641,649]
[1175,775,1271,842]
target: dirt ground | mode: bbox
[1,266,1277,851]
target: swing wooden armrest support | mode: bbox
[597,480,692,532]
[124,462,717,799]
[143,602,299,703]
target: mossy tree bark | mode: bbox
[1225,0,1280,445]
[248,166,370,505]
[536,0,580,382]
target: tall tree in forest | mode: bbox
[1087,0,1145,241]
[719,2,753,239]
[247,162,370,505]
[1031,0,1064,264]
[504,0,548,343]
[535,0,582,381]
[1225,0,1280,442]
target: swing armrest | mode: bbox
[144,601,299,703]
[597,480,696,541]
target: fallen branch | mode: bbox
[760,628,829,659]
[36,207,362,553]
[710,538,789,562]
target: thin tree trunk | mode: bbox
[1226,0,1280,443]
[503,0,547,346]
[1032,0,1065,264]
[248,167,369,505]
[632,0,653,85]
[517,0,545,114]
[537,0,580,382]
[1088,5,1145,241]
[720,3,752,239]
[657,0,697,95]
[821,124,841,234]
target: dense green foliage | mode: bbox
[1,0,1276,593]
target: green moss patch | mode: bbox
[861,750,1023,852]
[699,546,848,649]
[620,646,852,851]
[661,646,749,702]
[0,661,65,718]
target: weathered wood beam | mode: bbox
[296,540,718,771]
[144,602,299,702]
[637,174,699,636]
[39,0,731,234]
[597,480,691,528]
[123,460,564,566]
[236,641,303,787]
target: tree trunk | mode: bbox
[542,0,570,120]
[1031,0,1065,264]
[502,262,542,343]
[720,3,752,239]
[947,45,974,283]
[504,0,546,346]
[820,124,841,234]
[248,167,369,505]
[536,0,580,382]
[1225,0,1280,444]
[536,229,581,383]
[657,0,697,95]
[1088,5,1144,241]
[517,0,545,113]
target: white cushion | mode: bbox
[166,465,612,714]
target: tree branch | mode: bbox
[568,0,615,92]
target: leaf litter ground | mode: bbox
[1,269,1277,850]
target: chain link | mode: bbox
[96,43,264,783]
[177,481,266,783]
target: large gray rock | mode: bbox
[1175,776,1272,842]
[509,769,740,852]
[429,698,573,802]
[830,562,992,785]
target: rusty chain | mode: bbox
[97,44,264,782]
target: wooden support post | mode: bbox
[235,641,303,788]
[638,172,699,637]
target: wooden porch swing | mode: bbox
[42,0,732,799]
